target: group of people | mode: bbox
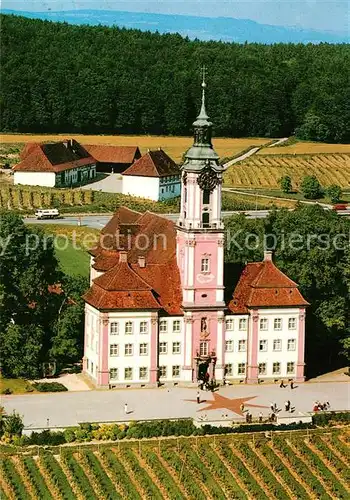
[279,380,295,389]
[313,401,330,412]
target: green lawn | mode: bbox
[55,236,90,277]
[0,377,36,394]
[229,187,350,204]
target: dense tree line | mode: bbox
[225,205,350,377]
[0,211,88,379]
[1,14,349,142]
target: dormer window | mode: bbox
[201,257,210,273]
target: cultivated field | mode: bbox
[0,134,271,163]
[1,429,349,499]
[224,154,350,189]
[258,142,350,155]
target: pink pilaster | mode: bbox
[247,311,259,383]
[97,316,109,387]
[296,308,306,382]
[150,317,158,384]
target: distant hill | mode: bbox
[2,9,348,44]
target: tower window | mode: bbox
[202,212,210,228]
[202,189,210,205]
[201,258,210,273]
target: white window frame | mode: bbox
[124,367,133,380]
[225,340,234,352]
[125,343,133,356]
[274,318,282,330]
[288,318,297,330]
[258,363,267,375]
[287,339,296,351]
[139,321,148,334]
[239,318,247,331]
[159,320,167,333]
[259,340,268,352]
[125,321,133,335]
[159,342,167,354]
[200,341,209,356]
[172,342,181,354]
[225,318,234,331]
[273,362,281,375]
[110,368,118,380]
[139,367,148,380]
[173,320,181,333]
[259,318,268,331]
[287,362,295,374]
[238,340,247,352]
[139,343,148,355]
[172,365,180,378]
[238,363,246,375]
[225,364,233,376]
[273,339,282,352]
[110,344,119,356]
[159,366,167,378]
[201,257,210,273]
[110,322,119,335]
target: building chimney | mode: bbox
[138,255,146,268]
[119,251,128,263]
[264,250,273,262]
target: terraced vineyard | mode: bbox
[1,428,349,499]
[224,154,350,189]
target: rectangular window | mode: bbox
[238,363,246,375]
[287,339,296,351]
[172,365,180,378]
[201,257,210,273]
[287,362,295,374]
[238,339,247,352]
[110,344,119,356]
[159,320,167,333]
[288,318,297,330]
[260,318,268,331]
[124,367,133,380]
[139,367,148,380]
[140,321,148,334]
[225,318,234,330]
[159,342,167,354]
[225,340,234,352]
[91,362,94,374]
[274,318,282,330]
[259,340,268,352]
[172,342,181,354]
[273,362,281,375]
[202,189,210,205]
[139,343,148,355]
[258,363,267,375]
[110,368,118,380]
[125,321,133,334]
[200,341,209,356]
[239,318,247,331]
[110,322,119,335]
[273,339,282,352]
[159,366,167,378]
[225,364,233,376]
[173,320,181,333]
[125,344,133,356]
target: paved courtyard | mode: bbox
[2,381,349,431]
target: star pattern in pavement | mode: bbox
[185,393,268,416]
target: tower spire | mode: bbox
[198,65,208,120]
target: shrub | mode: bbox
[32,382,68,392]
[301,175,323,199]
[326,184,342,204]
[280,175,292,194]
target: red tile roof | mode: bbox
[14,140,95,173]
[84,145,140,164]
[228,260,309,314]
[123,149,180,178]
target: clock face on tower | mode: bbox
[197,165,218,192]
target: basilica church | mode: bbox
[83,76,308,388]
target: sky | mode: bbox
[3,0,349,34]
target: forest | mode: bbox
[1,14,349,142]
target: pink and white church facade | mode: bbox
[83,77,308,388]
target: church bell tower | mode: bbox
[176,68,227,383]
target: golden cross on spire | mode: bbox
[201,65,207,87]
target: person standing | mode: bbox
[196,391,200,404]
[240,403,245,412]
[287,400,291,412]
[124,403,128,415]
[284,401,289,411]
[280,380,285,388]
[259,412,263,423]
[290,380,294,390]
